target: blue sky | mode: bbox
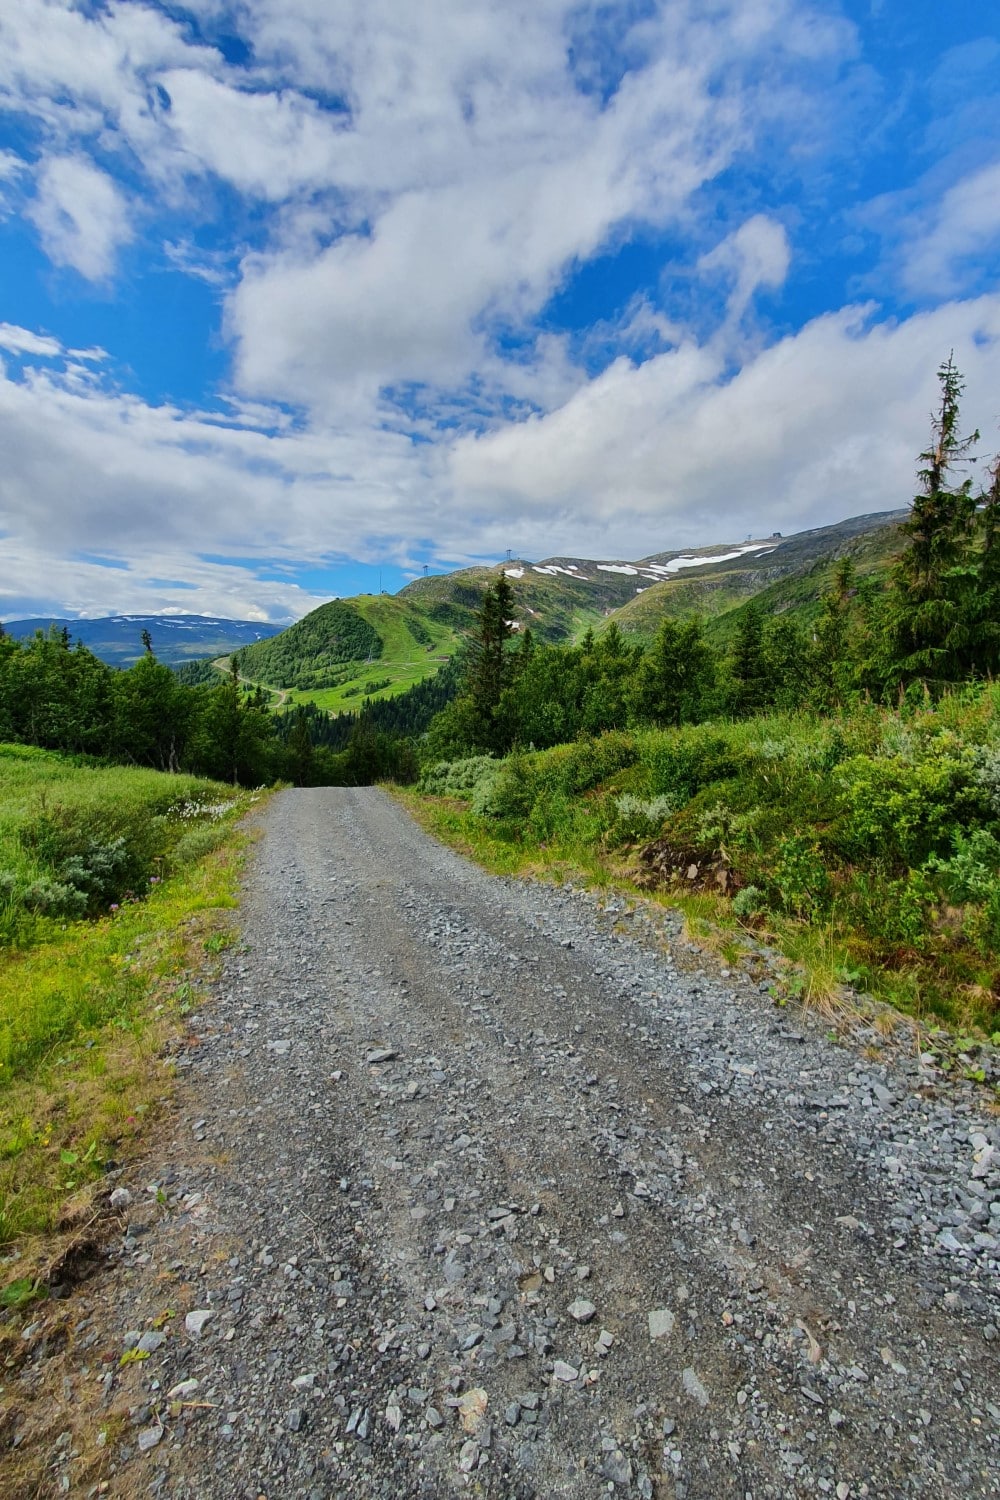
[1,1,999,622]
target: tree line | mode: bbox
[426,357,1000,760]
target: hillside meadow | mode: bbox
[0,745,262,1255]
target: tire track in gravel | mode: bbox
[84,788,998,1499]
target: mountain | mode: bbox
[231,509,908,715]
[606,510,908,644]
[233,593,463,713]
[2,614,283,668]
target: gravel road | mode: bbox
[56,788,1000,1497]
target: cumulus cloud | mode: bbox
[1,1,997,621]
[222,5,805,412]
[449,294,1000,558]
[27,155,132,280]
[0,348,443,618]
[3,292,999,621]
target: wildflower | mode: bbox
[110,903,119,912]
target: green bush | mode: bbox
[58,837,131,912]
[22,877,88,919]
[973,743,1000,815]
[926,828,1000,904]
[925,829,1000,957]
[844,867,933,950]
[772,834,831,918]
[556,732,639,794]
[471,754,538,819]
[731,884,767,919]
[166,822,231,871]
[419,755,498,798]
[642,726,744,800]
[831,752,981,866]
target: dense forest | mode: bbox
[0,633,414,787]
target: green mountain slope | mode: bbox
[232,509,910,715]
[398,559,638,640]
[233,595,463,713]
[606,511,907,644]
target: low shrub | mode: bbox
[419,755,498,798]
[831,751,983,866]
[471,754,538,819]
[772,834,831,919]
[731,884,767,919]
[606,793,678,845]
[642,725,744,800]
[21,877,88,919]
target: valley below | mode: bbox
[7,788,999,1498]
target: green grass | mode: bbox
[0,744,264,1249]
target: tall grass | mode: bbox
[0,744,260,1246]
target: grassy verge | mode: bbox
[0,746,266,1264]
[401,691,1000,1086]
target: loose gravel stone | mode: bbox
[567,1299,596,1324]
[648,1308,675,1340]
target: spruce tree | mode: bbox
[889,355,979,686]
[633,617,714,727]
[973,453,1000,677]
[730,602,769,715]
[811,557,858,708]
[467,575,516,752]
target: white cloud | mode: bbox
[3,294,999,621]
[222,4,790,413]
[901,158,1000,296]
[28,155,132,280]
[449,295,1000,559]
[0,323,63,357]
[5,0,996,623]
[0,540,328,624]
[0,150,26,181]
[154,68,347,200]
[0,351,442,618]
[698,215,791,327]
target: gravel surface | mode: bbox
[32,788,1000,1496]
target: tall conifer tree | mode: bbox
[889,355,979,685]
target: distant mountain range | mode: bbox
[1,614,283,668]
[4,510,908,699]
[233,509,909,715]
